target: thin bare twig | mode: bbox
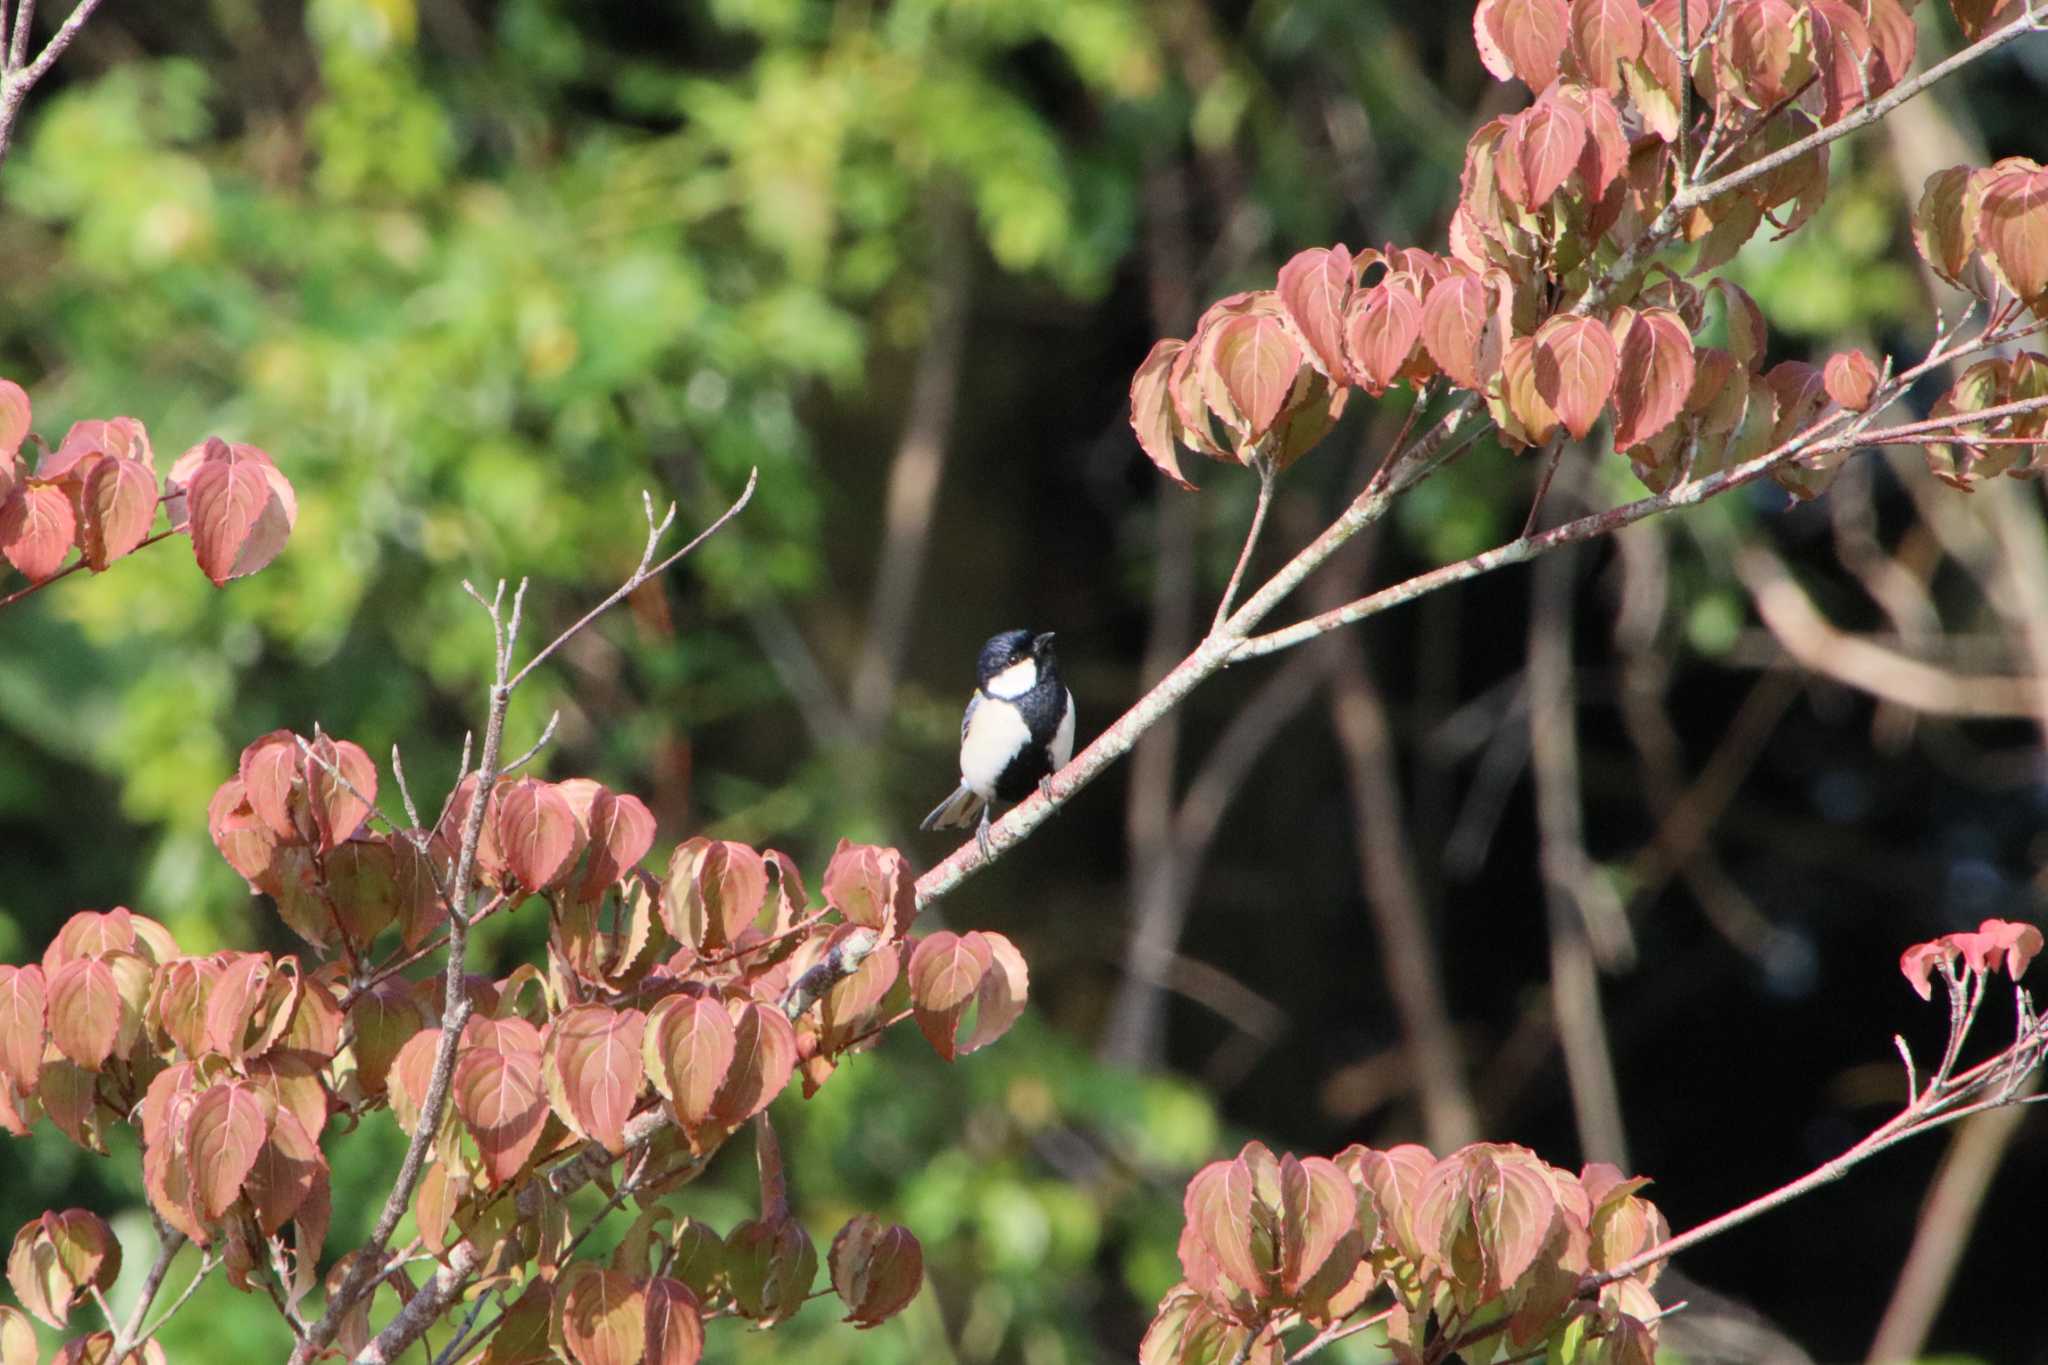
[506,471,756,693]
[0,529,174,611]
[1211,457,1277,634]
[1530,530,1632,1169]
[110,1225,188,1356]
[0,0,107,169]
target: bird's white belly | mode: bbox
[960,696,1033,798]
[1051,691,1075,769]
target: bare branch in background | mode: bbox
[850,203,973,741]
[1866,1080,2037,1365]
[1530,532,1633,1169]
[1326,617,1479,1149]
[1733,543,2044,718]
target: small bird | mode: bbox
[921,629,1076,859]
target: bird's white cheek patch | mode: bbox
[985,657,1038,698]
[960,695,1031,797]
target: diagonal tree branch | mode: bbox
[0,0,107,169]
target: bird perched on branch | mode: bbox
[921,629,1076,859]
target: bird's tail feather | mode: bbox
[920,784,985,831]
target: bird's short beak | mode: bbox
[1033,632,1056,654]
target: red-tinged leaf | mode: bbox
[99,951,151,1062]
[1866,0,1915,89]
[413,1158,457,1257]
[41,909,137,970]
[1950,0,2018,41]
[645,993,736,1128]
[0,483,74,582]
[305,736,376,853]
[9,1221,74,1329]
[1282,1158,1359,1296]
[387,1027,444,1134]
[1474,1149,1561,1293]
[560,1267,645,1365]
[0,966,45,1092]
[1166,334,1229,459]
[959,931,1029,1056]
[830,1214,924,1328]
[46,959,118,1072]
[543,1004,646,1154]
[237,730,307,841]
[1276,245,1355,383]
[387,834,447,950]
[1422,274,1493,390]
[454,1039,546,1187]
[0,1304,35,1365]
[1534,315,1618,440]
[1810,1,1882,122]
[492,777,580,892]
[76,455,158,572]
[1824,350,1881,411]
[1567,0,1642,90]
[1500,336,1561,446]
[1704,277,1769,374]
[1914,166,1979,290]
[43,418,150,485]
[1724,0,1805,108]
[820,939,900,1053]
[1343,284,1424,395]
[206,779,279,891]
[243,1052,329,1142]
[907,932,993,1060]
[723,1216,817,1325]
[1182,1158,1263,1301]
[569,785,656,901]
[1565,84,1629,200]
[185,458,271,586]
[184,1082,267,1221]
[664,840,768,952]
[1613,309,1695,450]
[168,439,294,575]
[244,1108,321,1236]
[1504,99,1586,209]
[1484,0,1570,90]
[152,957,214,1058]
[202,954,273,1062]
[38,1060,102,1152]
[1977,162,2048,304]
[822,840,917,937]
[643,1277,704,1365]
[1924,358,2008,490]
[322,837,398,946]
[909,929,987,1015]
[1130,338,1194,489]
[346,982,422,1099]
[710,1002,796,1126]
[0,1079,32,1139]
[1212,313,1303,445]
[0,381,26,459]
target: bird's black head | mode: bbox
[975,629,1057,691]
